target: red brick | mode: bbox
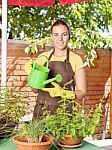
[20,75,27,81]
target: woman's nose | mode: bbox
[59,35,63,40]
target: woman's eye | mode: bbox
[63,33,68,36]
[53,34,58,36]
[53,33,68,37]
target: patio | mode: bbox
[0,0,112,149]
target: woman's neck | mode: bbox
[53,48,67,57]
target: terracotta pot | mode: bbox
[58,135,83,146]
[12,135,54,150]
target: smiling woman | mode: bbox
[25,19,86,119]
[51,20,70,56]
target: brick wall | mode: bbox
[0,39,111,138]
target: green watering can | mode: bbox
[28,55,62,89]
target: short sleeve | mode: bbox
[75,55,84,71]
[70,52,84,73]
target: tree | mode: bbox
[0,0,112,65]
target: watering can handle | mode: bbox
[32,55,49,69]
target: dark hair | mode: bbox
[50,19,70,39]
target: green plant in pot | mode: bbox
[42,84,103,148]
[0,86,28,138]
[12,120,54,150]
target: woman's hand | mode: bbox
[42,82,75,99]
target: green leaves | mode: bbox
[42,88,104,140]
[18,120,46,143]
[24,37,51,55]
[0,86,28,123]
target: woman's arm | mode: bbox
[74,67,86,101]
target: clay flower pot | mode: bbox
[12,135,54,150]
[58,135,83,148]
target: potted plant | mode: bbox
[42,86,103,148]
[12,120,54,150]
[0,85,28,138]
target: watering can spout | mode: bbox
[42,74,62,86]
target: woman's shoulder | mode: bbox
[69,49,84,72]
[69,49,82,60]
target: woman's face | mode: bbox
[51,24,69,51]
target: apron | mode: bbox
[33,49,75,119]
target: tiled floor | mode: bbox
[103,145,112,150]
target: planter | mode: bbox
[12,135,54,150]
[57,135,83,148]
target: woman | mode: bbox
[25,19,86,118]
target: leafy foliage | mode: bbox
[0,86,28,123]
[42,89,103,140]
[16,120,47,143]
[12,86,103,143]
[5,1,112,39]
